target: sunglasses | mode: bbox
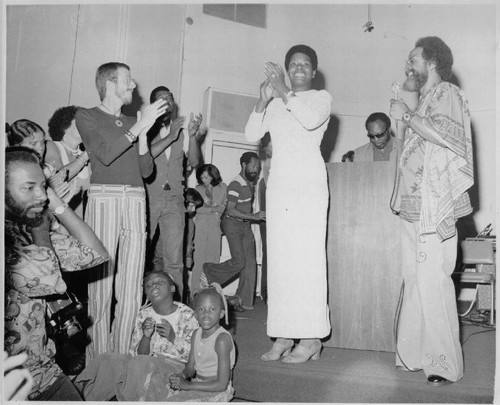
[367,129,388,140]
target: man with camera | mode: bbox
[4,146,108,400]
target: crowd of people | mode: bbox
[4,35,474,401]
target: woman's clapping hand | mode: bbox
[265,62,289,96]
[259,79,274,103]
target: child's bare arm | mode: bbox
[137,317,155,355]
[182,339,197,379]
[169,330,197,388]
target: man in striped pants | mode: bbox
[76,62,167,362]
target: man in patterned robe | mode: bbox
[390,36,473,386]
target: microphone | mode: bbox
[341,151,355,162]
[392,81,400,99]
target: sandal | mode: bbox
[282,339,322,363]
[261,339,294,361]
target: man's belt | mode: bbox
[226,215,249,223]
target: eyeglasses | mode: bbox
[112,77,136,86]
[367,129,388,140]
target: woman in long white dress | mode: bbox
[245,45,331,363]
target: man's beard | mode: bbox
[116,88,133,105]
[403,68,428,92]
[5,191,46,227]
[245,170,258,182]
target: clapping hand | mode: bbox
[156,318,176,343]
[265,62,287,94]
[141,317,156,338]
[188,113,203,138]
[259,79,274,104]
[169,116,185,141]
[79,150,89,164]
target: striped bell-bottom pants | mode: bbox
[84,184,147,362]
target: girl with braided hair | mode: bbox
[168,283,235,402]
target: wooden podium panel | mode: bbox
[324,162,402,352]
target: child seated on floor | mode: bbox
[74,271,199,401]
[167,283,236,402]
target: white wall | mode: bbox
[178,3,496,231]
[5,2,497,233]
[6,4,185,127]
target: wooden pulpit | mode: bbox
[324,161,402,352]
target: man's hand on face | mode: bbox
[26,186,62,245]
[138,99,169,132]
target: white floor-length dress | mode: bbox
[245,90,331,338]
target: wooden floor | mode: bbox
[229,298,496,403]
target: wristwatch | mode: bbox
[52,203,69,215]
[125,130,138,143]
[402,111,414,125]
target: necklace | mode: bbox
[99,103,123,127]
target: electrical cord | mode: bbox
[458,284,479,317]
[460,310,495,326]
[461,326,495,346]
[392,281,419,371]
[388,140,402,215]
[394,281,495,369]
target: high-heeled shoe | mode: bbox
[282,339,322,363]
[261,339,294,361]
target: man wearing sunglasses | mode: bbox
[342,112,401,162]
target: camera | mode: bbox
[46,292,84,338]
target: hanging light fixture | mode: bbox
[362,4,374,33]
